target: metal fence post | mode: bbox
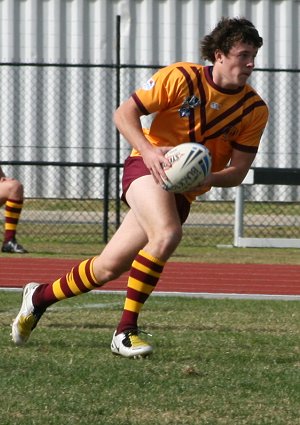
[234,185,244,247]
[103,166,110,243]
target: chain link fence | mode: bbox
[0,64,300,248]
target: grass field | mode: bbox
[1,200,300,424]
[1,291,299,425]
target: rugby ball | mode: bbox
[162,143,211,193]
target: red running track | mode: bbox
[1,257,300,296]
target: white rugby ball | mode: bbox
[162,143,211,193]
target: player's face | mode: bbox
[214,42,258,89]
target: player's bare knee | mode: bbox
[7,179,24,197]
[153,227,182,253]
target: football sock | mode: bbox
[116,249,165,334]
[32,257,99,309]
[3,199,23,242]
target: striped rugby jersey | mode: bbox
[131,61,268,199]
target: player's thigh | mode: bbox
[125,175,181,236]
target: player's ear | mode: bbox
[214,49,224,64]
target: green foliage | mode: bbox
[1,292,299,425]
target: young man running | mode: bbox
[11,17,268,358]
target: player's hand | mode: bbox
[142,147,172,185]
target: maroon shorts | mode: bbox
[121,156,191,224]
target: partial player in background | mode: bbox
[0,166,28,253]
[12,17,268,357]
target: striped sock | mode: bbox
[4,199,23,241]
[33,257,99,309]
[116,249,165,334]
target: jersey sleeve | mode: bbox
[132,65,184,115]
[233,101,269,152]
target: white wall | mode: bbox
[0,0,299,68]
[0,0,299,199]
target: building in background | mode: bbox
[0,0,299,199]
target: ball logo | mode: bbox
[161,143,211,193]
[169,166,201,192]
[165,152,184,166]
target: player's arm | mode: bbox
[114,98,150,154]
[113,97,169,183]
[202,148,256,188]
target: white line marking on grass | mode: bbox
[1,287,300,301]
[96,290,300,301]
[154,291,300,301]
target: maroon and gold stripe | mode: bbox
[52,257,98,300]
[124,250,165,313]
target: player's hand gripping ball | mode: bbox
[161,143,212,193]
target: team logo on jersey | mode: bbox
[210,102,221,110]
[222,126,239,140]
[142,78,155,90]
[178,95,201,117]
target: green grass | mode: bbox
[5,241,300,265]
[1,198,300,423]
[1,292,299,425]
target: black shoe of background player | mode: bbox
[1,238,28,254]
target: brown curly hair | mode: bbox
[201,17,263,63]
